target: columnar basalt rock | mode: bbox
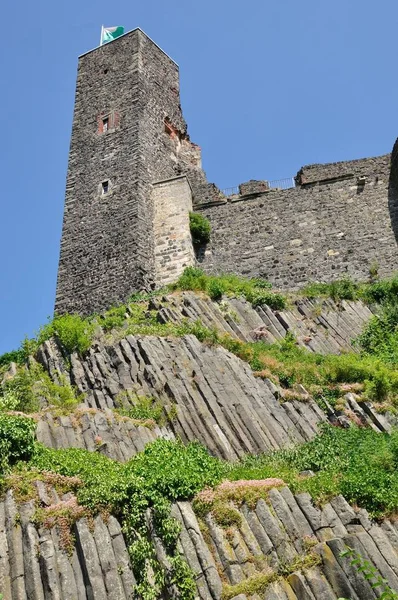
[3,487,398,599]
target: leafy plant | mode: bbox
[127,439,224,501]
[38,314,95,355]
[1,363,82,413]
[189,212,211,246]
[0,415,36,472]
[339,546,398,599]
[115,391,166,425]
[207,278,224,301]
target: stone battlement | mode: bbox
[197,152,398,288]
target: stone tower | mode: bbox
[55,28,208,315]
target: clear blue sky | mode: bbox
[1,0,397,354]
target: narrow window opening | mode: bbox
[103,117,109,132]
[102,181,109,195]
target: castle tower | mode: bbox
[55,29,207,315]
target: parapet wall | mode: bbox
[296,154,390,185]
[198,153,398,288]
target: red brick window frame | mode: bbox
[98,111,120,134]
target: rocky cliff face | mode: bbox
[151,292,373,354]
[3,484,398,600]
[1,293,397,600]
[37,334,326,461]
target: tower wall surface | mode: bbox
[55,29,206,315]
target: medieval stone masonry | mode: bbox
[7,27,398,600]
[56,27,398,315]
[55,28,207,316]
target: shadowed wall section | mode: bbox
[389,138,398,245]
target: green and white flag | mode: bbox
[100,26,125,46]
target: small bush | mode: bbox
[97,304,128,332]
[189,212,211,246]
[364,373,391,402]
[207,279,224,301]
[127,438,225,501]
[0,349,25,369]
[1,365,41,413]
[115,391,166,425]
[361,275,398,304]
[0,415,36,472]
[38,314,94,355]
[175,267,208,291]
[1,363,81,413]
[245,288,287,310]
[329,278,357,301]
[302,279,359,301]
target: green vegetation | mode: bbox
[4,413,398,595]
[172,267,287,309]
[0,349,26,368]
[189,212,211,246]
[2,272,398,596]
[339,546,398,599]
[226,425,398,517]
[38,313,95,354]
[301,273,398,304]
[0,362,82,413]
[301,278,360,301]
[221,551,321,600]
[3,271,398,381]
[2,270,398,427]
[4,438,224,600]
[115,391,169,426]
[0,414,36,471]
[3,279,398,418]
[358,301,398,365]
[221,570,278,600]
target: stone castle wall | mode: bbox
[56,27,398,315]
[55,29,208,316]
[198,153,398,288]
[152,176,195,286]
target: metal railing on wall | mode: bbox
[268,177,295,190]
[221,177,295,197]
[222,186,240,196]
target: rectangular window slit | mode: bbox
[102,181,109,194]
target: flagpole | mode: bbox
[99,25,104,47]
